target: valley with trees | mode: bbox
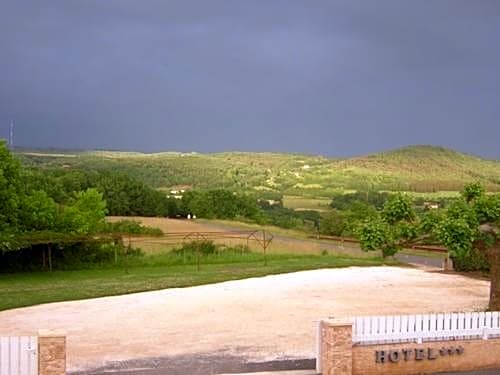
[1,141,499,312]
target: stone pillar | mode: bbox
[443,255,454,271]
[320,319,353,375]
[38,329,66,375]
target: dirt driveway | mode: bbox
[0,266,489,373]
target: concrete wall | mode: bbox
[38,330,66,375]
[319,319,500,375]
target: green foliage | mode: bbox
[452,248,490,273]
[357,220,398,257]
[106,220,163,236]
[182,189,263,221]
[260,205,320,230]
[60,189,108,234]
[358,194,421,257]
[382,193,416,224]
[320,203,378,237]
[462,182,485,203]
[174,240,219,256]
[0,241,144,272]
[330,191,390,210]
[436,217,475,257]
[418,210,443,237]
[474,194,500,223]
[359,182,500,278]
[319,210,347,236]
[17,145,500,196]
[22,168,179,217]
[18,191,58,231]
[0,141,22,231]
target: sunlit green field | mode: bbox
[282,195,332,211]
[0,252,392,311]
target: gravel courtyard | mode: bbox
[0,266,489,372]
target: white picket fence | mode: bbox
[352,311,500,345]
[0,336,38,375]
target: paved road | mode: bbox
[395,252,444,268]
[72,356,315,375]
[74,356,500,375]
[203,220,446,269]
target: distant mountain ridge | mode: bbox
[17,145,500,195]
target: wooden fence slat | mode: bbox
[408,315,416,337]
[401,315,408,339]
[19,337,28,375]
[386,315,393,334]
[371,316,378,336]
[379,316,386,337]
[472,313,479,330]
[9,337,19,375]
[0,337,9,375]
[394,315,401,338]
[0,336,37,375]
[29,336,37,375]
[465,312,472,330]
[364,316,371,338]
[492,312,500,328]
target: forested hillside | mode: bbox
[17,145,500,196]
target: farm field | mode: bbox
[282,195,332,211]
[109,216,370,257]
[0,266,489,372]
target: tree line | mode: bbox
[0,141,160,271]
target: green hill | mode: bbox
[16,145,500,196]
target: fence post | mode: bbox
[38,329,66,375]
[319,319,353,375]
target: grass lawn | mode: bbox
[0,253,393,311]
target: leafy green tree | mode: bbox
[60,189,108,234]
[18,191,58,231]
[358,184,500,310]
[0,141,22,231]
[320,210,347,236]
[330,191,391,211]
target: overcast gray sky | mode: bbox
[0,0,499,158]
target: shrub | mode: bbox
[106,220,163,236]
[174,240,218,256]
[452,248,490,273]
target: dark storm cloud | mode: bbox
[0,0,499,158]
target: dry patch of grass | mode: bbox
[108,216,371,258]
[282,195,332,211]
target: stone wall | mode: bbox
[319,319,500,375]
[319,320,352,375]
[38,330,66,375]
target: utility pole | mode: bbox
[9,120,14,149]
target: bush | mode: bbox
[0,241,143,272]
[174,240,218,256]
[106,220,163,236]
[452,248,490,273]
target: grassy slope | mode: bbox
[17,145,500,195]
[0,254,388,311]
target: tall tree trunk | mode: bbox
[488,241,500,311]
